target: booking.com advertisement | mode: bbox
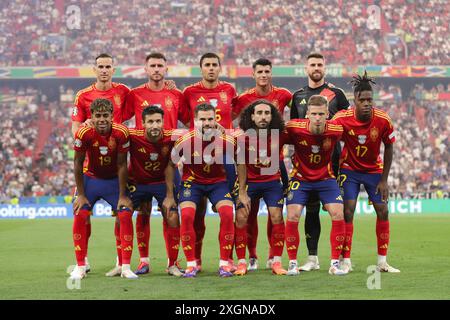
[0,199,449,219]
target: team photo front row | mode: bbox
[69,72,400,280]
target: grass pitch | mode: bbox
[0,215,449,300]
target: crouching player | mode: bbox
[169,103,250,278]
[284,95,348,276]
[333,72,400,273]
[126,106,184,277]
[70,98,135,280]
[232,100,288,276]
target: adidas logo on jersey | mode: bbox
[222,245,233,250]
[300,98,307,104]
[348,130,355,136]
[141,100,150,107]
[336,195,343,201]
[197,96,206,103]
[138,147,146,153]
[299,140,308,146]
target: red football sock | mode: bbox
[267,215,274,259]
[376,219,390,256]
[330,219,346,260]
[247,199,259,259]
[163,218,170,259]
[136,213,150,259]
[86,220,91,255]
[73,209,89,266]
[271,221,285,257]
[194,211,206,262]
[218,205,235,261]
[114,218,122,266]
[180,207,196,262]
[235,224,247,260]
[285,220,299,260]
[167,226,180,266]
[343,222,354,258]
[118,209,134,265]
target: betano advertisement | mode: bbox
[0,199,448,219]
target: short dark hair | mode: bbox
[307,52,324,61]
[199,53,221,67]
[142,106,164,121]
[194,103,215,117]
[252,58,272,69]
[90,98,113,114]
[95,53,113,64]
[239,99,285,131]
[307,95,329,108]
[145,52,167,63]
[350,70,376,98]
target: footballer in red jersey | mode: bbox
[127,106,184,277]
[181,53,238,271]
[70,99,136,280]
[332,72,399,273]
[122,52,189,130]
[232,100,288,276]
[233,58,292,270]
[283,95,348,276]
[169,103,249,278]
[71,53,130,137]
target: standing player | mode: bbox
[290,53,349,271]
[233,58,292,271]
[333,72,400,273]
[127,106,184,277]
[121,52,188,275]
[233,100,288,276]
[284,95,348,276]
[171,103,250,278]
[71,53,130,272]
[70,99,136,280]
[182,53,238,270]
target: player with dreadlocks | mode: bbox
[232,100,288,275]
[332,71,400,273]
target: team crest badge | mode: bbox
[99,146,108,155]
[219,91,227,104]
[108,137,117,150]
[323,138,332,151]
[311,145,320,154]
[183,189,191,198]
[113,94,121,107]
[72,107,78,116]
[165,97,173,111]
[370,127,379,142]
[209,99,218,108]
[358,135,367,144]
[150,153,158,161]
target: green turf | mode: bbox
[0,215,449,300]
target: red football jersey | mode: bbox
[233,129,284,183]
[73,123,130,179]
[174,130,236,184]
[332,108,395,174]
[234,86,292,117]
[285,119,343,181]
[128,129,177,184]
[183,81,237,129]
[72,82,130,124]
[122,84,189,130]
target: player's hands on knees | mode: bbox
[164,80,177,90]
[82,119,94,128]
[163,196,177,215]
[376,180,389,203]
[118,195,133,211]
[73,195,90,215]
[238,192,251,215]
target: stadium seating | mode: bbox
[0,0,448,66]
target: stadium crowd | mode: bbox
[0,82,448,203]
[0,0,448,66]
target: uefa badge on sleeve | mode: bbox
[74,139,82,148]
